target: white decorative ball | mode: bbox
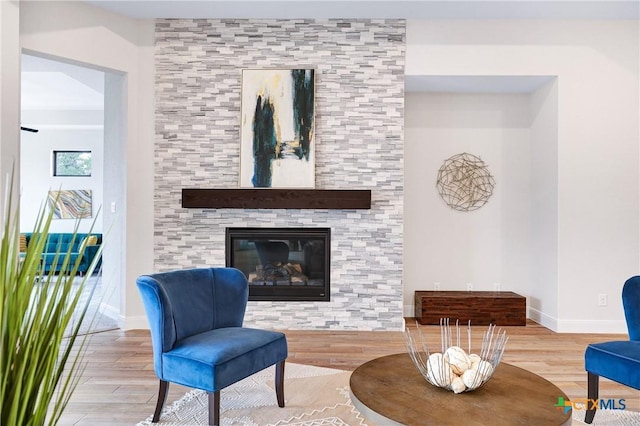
[451,376,466,394]
[427,352,443,366]
[462,369,483,390]
[426,353,454,387]
[444,346,472,375]
[469,353,482,370]
[475,360,494,379]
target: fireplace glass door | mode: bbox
[226,228,330,301]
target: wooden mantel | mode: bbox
[181,188,372,210]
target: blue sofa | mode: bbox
[22,233,102,274]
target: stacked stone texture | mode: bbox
[155,19,405,330]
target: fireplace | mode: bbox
[225,227,330,301]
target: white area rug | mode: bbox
[137,363,367,426]
[572,408,640,425]
[136,362,640,426]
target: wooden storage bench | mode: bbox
[414,291,526,326]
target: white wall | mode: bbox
[0,0,21,212]
[20,1,155,329]
[14,5,639,332]
[405,92,532,314]
[406,20,640,332]
[101,72,127,322]
[20,109,104,234]
[529,79,559,326]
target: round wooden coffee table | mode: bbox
[350,353,571,425]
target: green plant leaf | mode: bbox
[0,179,104,426]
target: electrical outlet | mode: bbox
[434,282,441,291]
[598,294,608,307]
[467,283,473,291]
[493,282,501,292]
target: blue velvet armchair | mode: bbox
[584,275,640,423]
[136,267,288,426]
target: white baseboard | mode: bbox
[96,303,149,331]
[118,308,628,334]
[119,315,149,330]
[404,305,626,334]
[528,307,558,331]
[554,319,628,334]
[99,302,120,321]
[528,307,628,334]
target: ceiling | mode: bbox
[22,54,104,111]
[405,76,557,94]
[20,0,638,109]
[84,0,639,20]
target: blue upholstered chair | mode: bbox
[136,267,288,426]
[584,275,640,424]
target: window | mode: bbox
[53,151,92,177]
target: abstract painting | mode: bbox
[240,69,315,188]
[48,190,92,219]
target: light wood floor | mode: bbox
[59,320,638,425]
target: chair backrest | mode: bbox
[622,275,640,341]
[136,267,249,378]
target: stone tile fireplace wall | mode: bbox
[154,19,405,330]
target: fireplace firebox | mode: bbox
[225,228,330,301]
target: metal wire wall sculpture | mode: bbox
[436,153,495,212]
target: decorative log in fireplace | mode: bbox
[225,227,330,302]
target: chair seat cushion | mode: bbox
[162,327,288,392]
[585,341,640,389]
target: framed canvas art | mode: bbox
[48,190,92,219]
[240,69,315,188]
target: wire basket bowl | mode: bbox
[405,319,508,393]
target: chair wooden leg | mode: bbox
[585,372,599,424]
[275,360,285,407]
[208,390,220,426]
[152,380,170,423]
